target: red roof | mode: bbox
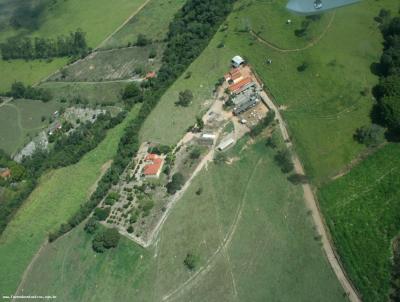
[146,71,156,79]
[145,153,158,161]
[143,158,163,175]
[0,168,11,179]
[224,68,242,81]
[228,77,253,93]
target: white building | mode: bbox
[217,137,235,151]
[231,55,245,68]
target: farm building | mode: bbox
[0,168,11,179]
[228,77,255,95]
[233,95,259,115]
[224,68,243,84]
[231,55,245,68]
[199,133,216,145]
[217,137,235,151]
[143,154,164,178]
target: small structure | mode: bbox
[0,168,11,180]
[199,133,216,145]
[217,137,235,151]
[231,55,245,68]
[145,71,156,79]
[233,95,259,115]
[143,153,164,178]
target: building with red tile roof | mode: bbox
[224,68,243,84]
[143,154,164,178]
[228,77,255,94]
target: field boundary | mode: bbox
[249,11,336,53]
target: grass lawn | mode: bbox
[101,0,186,49]
[39,81,127,106]
[0,99,61,155]
[0,0,148,92]
[15,139,346,302]
[0,105,140,297]
[319,143,400,302]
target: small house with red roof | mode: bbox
[0,168,11,180]
[142,153,164,178]
[228,77,255,95]
[224,68,243,84]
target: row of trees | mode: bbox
[48,0,237,242]
[373,14,400,135]
[0,30,89,60]
[5,81,51,101]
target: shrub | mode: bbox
[190,147,202,160]
[84,217,98,234]
[184,253,198,270]
[166,173,185,194]
[94,207,110,221]
[354,124,386,147]
[175,90,193,107]
[136,34,150,46]
[274,149,294,173]
[92,228,120,253]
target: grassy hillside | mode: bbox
[142,0,397,183]
[0,0,148,92]
[319,143,400,302]
[0,105,140,296]
[16,140,346,302]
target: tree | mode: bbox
[297,61,309,72]
[166,173,185,194]
[354,124,386,147]
[381,95,400,131]
[84,217,98,234]
[92,228,120,253]
[287,173,308,185]
[94,207,110,221]
[184,253,198,270]
[176,90,193,107]
[136,34,150,46]
[196,116,204,130]
[274,149,294,173]
[122,83,142,100]
[214,152,227,165]
[190,147,201,160]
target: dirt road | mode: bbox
[260,90,361,302]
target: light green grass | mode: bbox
[0,105,140,296]
[319,143,400,302]
[39,81,127,105]
[0,58,67,93]
[102,0,186,49]
[0,99,61,155]
[16,140,346,302]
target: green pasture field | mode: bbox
[0,0,148,92]
[102,0,186,49]
[0,58,67,93]
[15,139,346,302]
[142,0,398,183]
[319,143,400,302]
[0,99,61,155]
[0,105,140,296]
[39,81,127,106]
[48,45,163,82]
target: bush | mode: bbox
[175,90,193,107]
[84,217,98,234]
[149,49,157,59]
[136,34,150,46]
[184,253,198,270]
[94,207,110,221]
[92,228,120,253]
[287,173,308,185]
[190,147,202,160]
[166,173,185,194]
[274,149,294,173]
[354,124,386,147]
[297,61,309,72]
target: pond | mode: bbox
[286,0,360,15]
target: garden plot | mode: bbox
[48,44,163,82]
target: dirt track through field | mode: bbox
[260,90,361,302]
[162,158,263,302]
[249,11,336,53]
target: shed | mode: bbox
[231,56,245,68]
[217,138,235,151]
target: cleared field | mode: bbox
[48,45,163,82]
[39,81,127,105]
[0,58,67,93]
[0,0,148,92]
[142,0,397,183]
[102,0,186,49]
[0,99,61,155]
[16,140,346,302]
[0,105,140,296]
[319,143,400,302]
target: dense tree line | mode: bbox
[391,238,400,301]
[49,0,236,241]
[0,30,88,60]
[5,81,51,101]
[373,13,400,136]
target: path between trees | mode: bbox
[249,11,336,53]
[260,90,361,302]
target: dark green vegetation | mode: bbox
[5,81,50,101]
[391,237,400,301]
[166,172,185,194]
[15,139,345,302]
[92,227,120,253]
[0,30,88,60]
[319,143,400,302]
[373,14,400,135]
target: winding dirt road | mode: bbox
[260,90,361,302]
